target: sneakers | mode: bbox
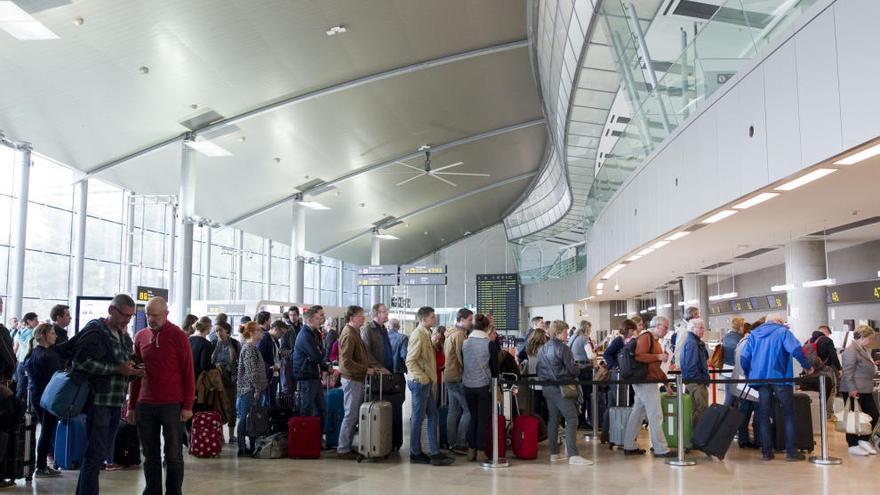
[623,448,646,456]
[430,453,455,466]
[103,463,123,472]
[652,451,676,459]
[550,454,564,462]
[849,445,871,456]
[568,455,593,466]
[336,451,359,460]
[858,440,878,455]
[410,453,432,464]
[786,452,806,462]
[762,453,775,461]
[450,445,469,456]
[34,467,62,478]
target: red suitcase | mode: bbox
[511,415,539,459]
[189,411,223,458]
[483,415,506,459]
[288,416,321,459]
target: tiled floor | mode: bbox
[12,424,876,494]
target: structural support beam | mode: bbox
[682,274,710,328]
[289,201,305,304]
[235,230,244,300]
[625,2,672,134]
[72,179,88,305]
[82,40,529,180]
[166,204,177,296]
[224,120,545,226]
[9,142,32,319]
[319,171,536,255]
[370,233,381,307]
[123,193,136,296]
[626,299,639,318]
[336,261,344,307]
[656,289,673,323]
[202,226,212,300]
[263,239,272,300]
[785,240,829,343]
[174,136,196,324]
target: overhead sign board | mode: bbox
[357,274,399,286]
[207,304,247,314]
[400,264,447,275]
[358,265,399,275]
[827,280,880,305]
[476,274,520,335]
[136,285,169,303]
[400,274,447,286]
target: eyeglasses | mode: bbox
[110,306,135,319]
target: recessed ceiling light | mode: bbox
[325,25,347,36]
[802,278,836,288]
[702,210,738,224]
[770,284,793,292]
[734,192,780,209]
[73,16,84,26]
[0,2,59,40]
[774,168,837,191]
[834,142,880,165]
[184,139,232,157]
[665,232,690,241]
[424,231,428,235]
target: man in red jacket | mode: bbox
[127,297,194,495]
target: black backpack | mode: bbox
[617,333,653,380]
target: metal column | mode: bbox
[370,233,380,307]
[289,200,305,304]
[174,136,196,323]
[315,258,323,305]
[336,260,344,307]
[72,179,88,304]
[626,2,672,134]
[680,28,689,117]
[166,204,177,296]
[202,226,212,300]
[122,193,136,295]
[235,230,244,300]
[8,142,32,319]
[610,31,653,151]
[263,239,272,300]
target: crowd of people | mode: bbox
[0,292,876,493]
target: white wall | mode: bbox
[586,0,880,283]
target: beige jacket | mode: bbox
[406,325,437,385]
[443,326,467,383]
[338,324,370,382]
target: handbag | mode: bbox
[560,383,579,399]
[592,362,610,382]
[40,370,91,421]
[835,397,872,435]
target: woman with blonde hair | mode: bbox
[25,323,63,478]
[839,325,879,456]
[236,322,267,456]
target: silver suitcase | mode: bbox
[357,376,392,461]
[608,407,632,449]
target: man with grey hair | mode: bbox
[671,306,700,367]
[679,318,710,426]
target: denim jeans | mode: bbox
[445,382,470,448]
[15,362,27,400]
[543,385,580,457]
[757,384,794,456]
[738,399,759,445]
[578,367,593,424]
[236,392,256,452]
[33,403,58,470]
[76,405,120,495]
[409,380,439,456]
[137,402,184,495]
[298,379,324,419]
[337,378,365,454]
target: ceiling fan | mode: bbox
[394,149,490,187]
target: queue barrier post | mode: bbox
[482,376,509,469]
[809,373,842,465]
[666,373,696,467]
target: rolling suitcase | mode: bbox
[189,411,223,458]
[609,370,633,407]
[324,387,344,449]
[385,391,404,451]
[484,414,506,458]
[0,399,35,482]
[661,394,693,449]
[113,421,141,466]
[511,415,539,459]
[607,407,631,449]
[692,404,744,459]
[357,376,392,461]
[773,392,814,452]
[288,416,321,459]
[55,413,87,470]
[268,407,292,434]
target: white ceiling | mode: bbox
[588,150,880,300]
[0,0,545,263]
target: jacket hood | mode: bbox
[749,322,788,341]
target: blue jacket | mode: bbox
[740,322,810,385]
[292,325,323,380]
[388,329,409,374]
[721,330,742,367]
[257,331,278,380]
[603,336,625,370]
[679,332,709,381]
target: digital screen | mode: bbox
[749,297,763,310]
[766,295,785,309]
[136,285,169,303]
[476,274,520,335]
[358,265,399,275]
[75,296,113,335]
[400,274,447,286]
[356,274,399,286]
[826,281,880,305]
[400,264,447,275]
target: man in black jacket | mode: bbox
[0,296,16,383]
[50,304,71,345]
[807,325,842,415]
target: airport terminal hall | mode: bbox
[1,0,879,493]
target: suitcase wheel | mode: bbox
[357,455,364,463]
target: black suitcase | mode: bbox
[0,403,35,483]
[113,421,141,467]
[385,392,404,451]
[692,404,744,459]
[773,392,814,452]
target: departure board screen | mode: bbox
[476,274,520,335]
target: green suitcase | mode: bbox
[661,394,692,449]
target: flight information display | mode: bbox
[827,280,880,305]
[400,274,447,286]
[400,264,447,275]
[356,274,399,286]
[476,274,520,335]
[358,265,399,275]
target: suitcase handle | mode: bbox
[365,373,383,401]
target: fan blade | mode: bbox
[395,173,426,187]
[431,162,464,173]
[432,175,457,187]
[395,161,427,173]
[434,172,491,177]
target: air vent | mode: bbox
[616,116,631,124]
[372,216,397,227]
[809,216,880,236]
[702,262,731,270]
[684,223,708,232]
[734,247,778,259]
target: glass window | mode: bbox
[136,268,165,290]
[88,179,124,221]
[23,251,70,300]
[242,281,262,300]
[211,245,232,277]
[212,228,235,248]
[29,156,74,209]
[25,204,72,253]
[271,256,289,285]
[0,195,12,244]
[0,246,7,295]
[242,254,263,283]
[209,277,233,300]
[0,145,13,196]
[139,230,165,269]
[270,285,289,301]
[243,233,263,253]
[85,217,122,262]
[274,242,291,258]
[304,264,316,290]
[303,288,315,305]
[82,259,120,296]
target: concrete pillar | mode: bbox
[263,239,272,300]
[174,137,196,324]
[202,227,212,300]
[166,205,177,294]
[626,298,639,318]
[370,233,381,307]
[656,289,673,323]
[785,240,829,342]
[235,230,244,300]
[315,259,323,306]
[122,194,136,295]
[9,142,32,319]
[683,274,710,325]
[336,260,344,307]
[289,201,305,304]
[71,179,88,305]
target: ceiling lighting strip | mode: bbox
[82,39,529,179]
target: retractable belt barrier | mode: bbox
[494,371,841,467]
